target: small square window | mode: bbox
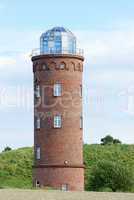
[54,115,62,128]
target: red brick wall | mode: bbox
[32,54,84,191]
[33,167,84,191]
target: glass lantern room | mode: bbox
[40,27,76,54]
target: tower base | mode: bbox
[33,165,84,191]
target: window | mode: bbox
[42,63,48,70]
[36,180,40,188]
[80,115,83,129]
[36,147,40,160]
[62,34,68,49]
[70,62,75,72]
[54,115,62,128]
[48,41,54,48]
[80,85,82,97]
[60,63,65,69]
[36,117,41,129]
[61,184,68,191]
[53,83,62,96]
[35,85,40,98]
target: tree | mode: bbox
[101,135,122,145]
[87,160,133,192]
[113,139,121,144]
[3,146,12,152]
[101,135,114,145]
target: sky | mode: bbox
[0,0,134,151]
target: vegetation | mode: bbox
[84,144,134,192]
[2,146,12,152]
[0,147,33,189]
[86,160,133,192]
[0,144,134,192]
[101,135,122,145]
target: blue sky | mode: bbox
[0,0,134,151]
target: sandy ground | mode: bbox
[0,190,134,200]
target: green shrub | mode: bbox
[86,160,134,192]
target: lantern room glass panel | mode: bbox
[40,27,76,54]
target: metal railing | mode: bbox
[31,48,84,57]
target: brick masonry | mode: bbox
[32,54,84,191]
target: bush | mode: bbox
[101,135,121,145]
[86,160,134,192]
[3,147,12,152]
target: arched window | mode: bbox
[76,63,81,71]
[59,62,66,70]
[79,63,83,72]
[36,180,40,188]
[70,62,75,72]
[50,62,56,70]
[42,63,49,70]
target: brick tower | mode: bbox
[32,27,84,191]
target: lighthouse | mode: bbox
[32,27,84,191]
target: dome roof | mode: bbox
[41,26,75,37]
[40,26,76,54]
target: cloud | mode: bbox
[76,30,134,66]
[88,69,134,87]
[0,27,134,147]
[0,57,16,67]
[0,85,33,111]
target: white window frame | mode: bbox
[80,115,83,129]
[54,115,62,128]
[36,147,41,160]
[35,85,41,98]
[53,83,62,97]
[36,117,41,129]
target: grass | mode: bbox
[0,144,134,191]
[0,147,33,189]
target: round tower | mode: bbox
[32,27,84,191]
